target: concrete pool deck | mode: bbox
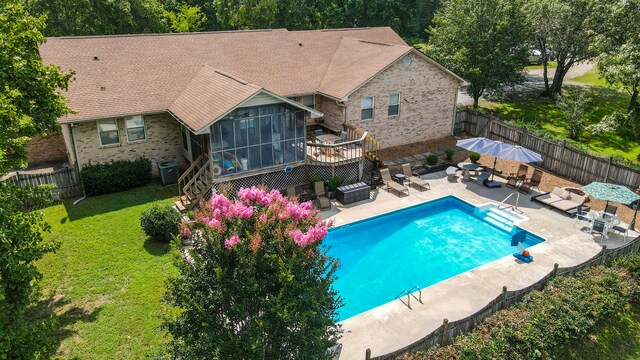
[321,171,638,359]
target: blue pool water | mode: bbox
[324,196,544,321]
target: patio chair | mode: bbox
[379,168,410,196]
[313,181,331,210]
[339,131,348,143]
[506,164,528,188]
[604,204,618,217]
[612,218,635,242]
[573,205,592,228]
[476,171,491,185]
[314,129,324,136]
[402,163,430,191]
[590,219,608,240]
[518,169,543,194]
[446,166,458,181]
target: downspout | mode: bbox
[70,123,87,204]
[451,87,460,136]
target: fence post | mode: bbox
[440,318,449,346]
[552,263,559,276]
[365,348,371,360]
[501,286,508,308]
[604,156,612,182]
[600,245,607,265]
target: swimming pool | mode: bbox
[324,196,545,321]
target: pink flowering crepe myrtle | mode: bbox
[184,186,333,251]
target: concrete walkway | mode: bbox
[321,170,636,359]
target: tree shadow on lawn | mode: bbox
[143,238,171,256]
[63,181,178,221]
[28,293,103,358]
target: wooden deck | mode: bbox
[306,144,363,164]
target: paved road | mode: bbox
[457,61,596,106]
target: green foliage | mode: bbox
[0,182,59,358]
[411,265,635,359]
[426,0,529,107]
[0,0,73,174]
[163,190,341,358]
[80,157,152,195]
[327,176,343,191]
[165,3,206,32]
[525,0,597,96]
[28,0,168,36]
[614,253,640,285]
[445,148,454,161]
[556,89,591,140]
[426,154,439,165]
[140,204,181,242]
[309,176,323,187]
[469,152,480,163]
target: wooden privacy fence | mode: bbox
[456,109,640,189]
[366,235,640,359]
[4,166,83,199]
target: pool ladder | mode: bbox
[395,285,423,309]
[498,192,523,214]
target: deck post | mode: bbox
[600,245,607,265]
[365,348,371,360]
[552,263,559,276]
[501,286,508,308]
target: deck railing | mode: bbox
[343,124,381,164]
[306,132,368,166]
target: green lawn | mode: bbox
[524,60,557,71]
[482,85,640,163]
[558,303,640,360]
[36,183,179,359]
[569,66,609,87]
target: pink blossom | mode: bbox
[210,192,231,212]
[288,221,328,247]
[182,227,192,237]
[285,201,312,220]
[224,234,241,250]
[259,213,268,224]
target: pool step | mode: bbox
[483,210,514,232]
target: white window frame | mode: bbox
[301,95,315,109]
[97,119,120,146]
[388,93,400,116]
[124,115,146,142]
[361,96,374,120]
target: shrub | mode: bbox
[614,253,640,285]
[164,187,341,358]
[140,204,181,242]
[411,265,635,359]
[309,176,323,187]
[469,152,481,163]
[426,154,439,165]
[327,176,343,191]
[81,157,152,195]
[445,148,455,161]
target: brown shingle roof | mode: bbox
[38,28,415,123]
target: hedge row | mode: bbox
[80,157,152,195]
[400,254,640,360]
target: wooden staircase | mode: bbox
[175,154,213,212]
[343,124,383,167]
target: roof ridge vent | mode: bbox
[357,39,394,47]
[213,69,249,85]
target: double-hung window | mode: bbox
[97,119,120,146]
[125,115,146,141]
[361,96,374,120]
[302,95,315,109]
[388,93,400,116]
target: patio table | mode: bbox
[316,134,342,144]
[457,162,482,182]
[588,210,621,236]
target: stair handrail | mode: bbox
[178,153,204,184]
[395,290,412,309]
[183,159,211,195]
[498,192,522,214]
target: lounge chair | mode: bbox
[612,218,635,242]
[380,168,410,196]
[402,163,430,191]
[519,169,542,194]
[446,166,458,181]
[573,205,592,228]
[506,164,528,189]
[532,186,587,215]
[313,181,331,210]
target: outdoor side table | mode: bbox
[393,173,406,185]
[336,182,370,205]
[457,162,481,182]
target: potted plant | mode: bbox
[469,152,481,163]
[426,154,438,166]
[445,148,455,162]
[327,176,343,199]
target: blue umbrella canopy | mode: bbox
[581,182,640,206]
[456,137,499,154]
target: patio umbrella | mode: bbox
[581,182,640,209]
[456,137,543,183]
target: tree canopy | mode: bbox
[426,0,529,108]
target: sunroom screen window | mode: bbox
[210,103,306,176]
